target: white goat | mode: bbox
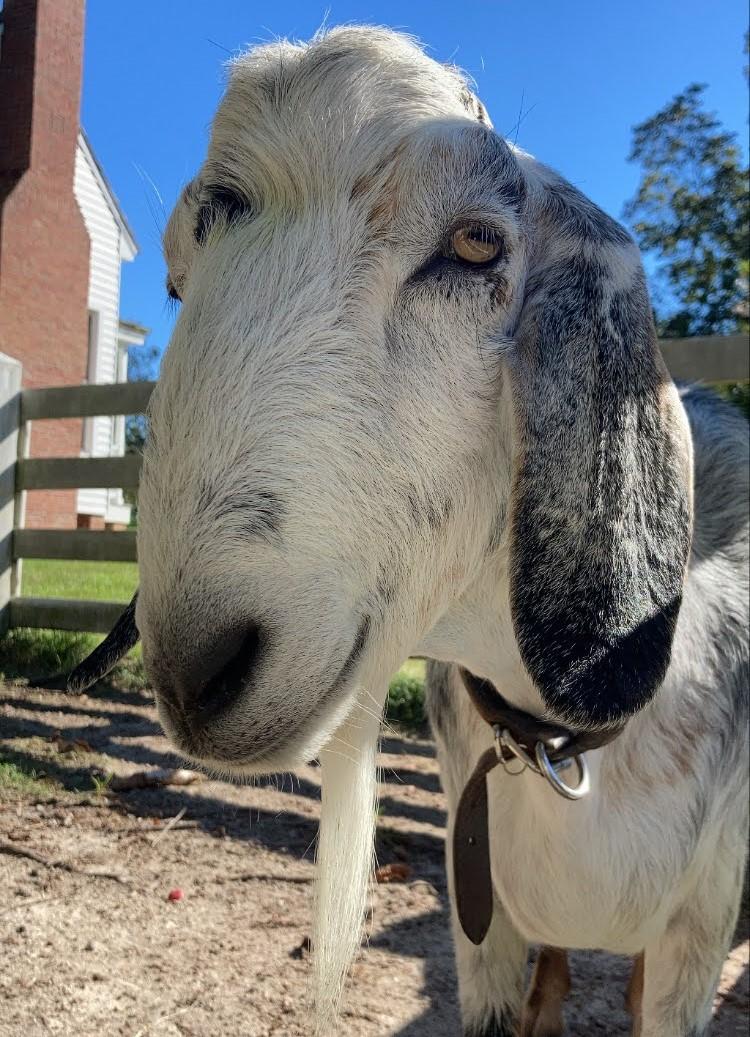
[73,26,749,1037]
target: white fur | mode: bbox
[136,27,749,1037]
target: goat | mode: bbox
[77,26,748,1036]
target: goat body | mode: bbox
[429,384,748,1036]
[124,26,749,1036]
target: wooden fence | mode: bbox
[0,371,154,636]
[0,332,747,635]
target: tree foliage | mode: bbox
[124,344,159,519]
[624,82,749,337]
[125,343,158,455]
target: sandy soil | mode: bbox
[0,679,747,1037]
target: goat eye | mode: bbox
[449,226,502,265]
[195,185,250,245]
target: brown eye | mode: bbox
[450,226,502,265]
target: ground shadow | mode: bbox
[380,764,442,795]
[2,672,151,709]
[380,735,435,759]
[370,906,462,1037]
[4,681,744,1036]
[1,684,446,873]
[1,689,445,832]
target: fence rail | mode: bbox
[12,529,138,563]
[0,332,748,636]
[8,597,128,634]
[17,455,142,491]
[20,381,155,422]
[658,333,749,382]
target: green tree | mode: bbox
[125,343,158,455]
[124,343,159,521]
[624,83,749,337]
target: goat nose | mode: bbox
[176,625,262,726]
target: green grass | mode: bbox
[1,559,139,681]
[0,738,115,799]
[714,380,750,420]
[0,627,98,678]
[397,658,426,682]
[0,623,148,685]
[0,754,58,797]
[20,559,138,602]
[386,658,427,729]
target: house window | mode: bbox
[113,343,129,454]
[82,310,100,453]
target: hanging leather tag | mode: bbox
[452,747,500,945]
[451,669,620,946]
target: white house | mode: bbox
[73,131,147,529]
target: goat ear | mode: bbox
[507,167,693,727]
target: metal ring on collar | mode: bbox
[534,742,590,800]
[499,728,540,773]
[493,725,526,774]
[500,751,527,776]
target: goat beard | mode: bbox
[314,691,385,1032]
[67,595,387,1028]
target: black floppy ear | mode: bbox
[507,165,693,727]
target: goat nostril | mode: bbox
[193,626,261,723]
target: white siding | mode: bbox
[73,139,130,521]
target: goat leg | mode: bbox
[520,946,571,1037]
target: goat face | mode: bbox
[136,27,693,773]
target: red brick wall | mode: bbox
[77,513,104,531]
[0,0,90,529]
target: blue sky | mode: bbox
[81,1,749,369]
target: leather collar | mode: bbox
[452,667,623,946]
[460,667,623,763]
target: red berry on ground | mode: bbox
[167,888,184,902]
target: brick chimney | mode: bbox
[0,0,91,528]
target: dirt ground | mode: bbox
[0,679,747,1037]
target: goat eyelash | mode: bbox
[408,238,504,287]
[406,220,506,285]
[444,223,505,267]
[194,184,254,245]
[166,279,182,307]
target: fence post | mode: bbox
[0,354,22,636]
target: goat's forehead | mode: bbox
[204,29,480,194]
[229,28,472,119]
